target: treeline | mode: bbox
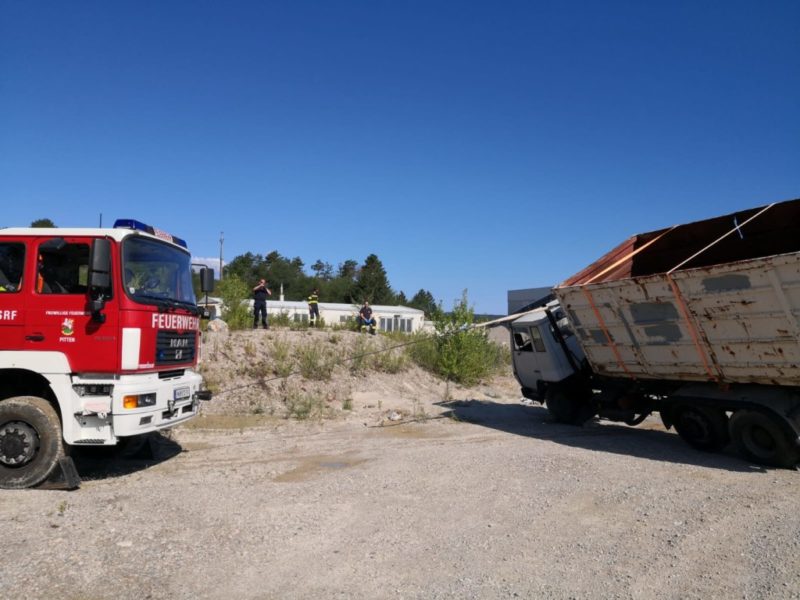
[220,250,439,317]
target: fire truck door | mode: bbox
[24,238,119,372]
[0,239,26,349]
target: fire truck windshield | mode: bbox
[122,236,196,307]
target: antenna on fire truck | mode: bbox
[219,231,224,281]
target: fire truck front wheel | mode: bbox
[0,396,65,489]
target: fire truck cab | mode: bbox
[0,219,213,488]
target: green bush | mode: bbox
[216,275,252,330]
[407,291,506,386]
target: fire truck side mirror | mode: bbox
[200,267,215,293]
[88,239,112,322]
[88,238,112,290]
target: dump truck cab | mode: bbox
[510,301,584,401]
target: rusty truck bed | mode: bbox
[555,198,800,386]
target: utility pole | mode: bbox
[219,231,224,280]
[99,213,103,227]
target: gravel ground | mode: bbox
[2,330,799,599]
[2,397,799,599]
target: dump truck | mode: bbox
[0,219,214,488]
[509,197,800,468]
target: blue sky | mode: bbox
[2,1,798,314]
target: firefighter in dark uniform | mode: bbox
[252,279,272,329]
[308,288,320,327]
[358,301,376,335]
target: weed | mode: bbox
[57,501,68,516]
[372,348,409,374]
[243,340,256,357]
[271,339,293,378]
[285,390,327,420]
[349,335,372,375]
[297,344,335,380]
[342,395,353,411]
[269,311,292,328]
[411,397,427,419]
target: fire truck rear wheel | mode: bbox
[0,396,65,489]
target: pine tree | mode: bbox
[354,254,395,304]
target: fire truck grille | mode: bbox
[155,331,196,365]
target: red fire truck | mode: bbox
[0,219,213,489]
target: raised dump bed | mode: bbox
[555,198,800,386]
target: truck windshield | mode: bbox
[122,236,196,306]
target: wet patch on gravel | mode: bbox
[273,453,368,482]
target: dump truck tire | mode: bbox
[673,405,730,452]
[730,410,800,469]
[546,383,593,425]
[0,396,65,489]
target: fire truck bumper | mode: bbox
[111,369,206,438]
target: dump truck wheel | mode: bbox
[729,410,800,469]
[0,396,65,489]
[545,384,593,425]
[673,406,730,452]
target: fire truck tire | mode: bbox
[672,405,730,452]
[0,396,65,489]
[729,410,800,469]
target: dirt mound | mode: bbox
[197,328,518,425]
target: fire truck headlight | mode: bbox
[73,384,113,397]
[123,393,157,409]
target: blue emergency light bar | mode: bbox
[113,219,188,248]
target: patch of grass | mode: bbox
[285,390,327,420]
[372,348,409,374]
[296,344,336,380]
[348,335,373,375]
[197,367,222,394]
[243,340,256,357]
[269,311,292,327]
[270,339,294,377]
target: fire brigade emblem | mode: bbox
[61,318,74,336]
